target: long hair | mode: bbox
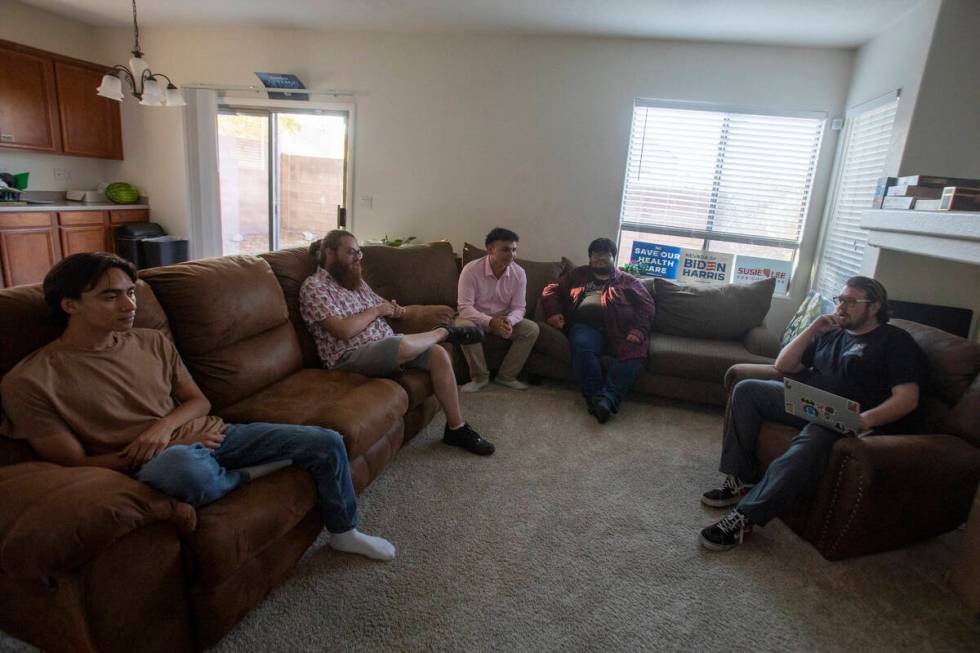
[845,276,890,323]
[309,229,355,267]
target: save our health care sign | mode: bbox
[630,241,734,285]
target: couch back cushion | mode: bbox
[361,241,459,307]
[462,242,568,319]
[259,248,321,367]
[653,277,775,339]
[141,256,301,410]
[892,319,980,405]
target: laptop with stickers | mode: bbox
[783,378,870,437]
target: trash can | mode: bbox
[142,235,189,268]
[115,222,165,269]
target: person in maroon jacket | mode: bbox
[541,238,656,423]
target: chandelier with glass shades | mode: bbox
[96,0,185,107]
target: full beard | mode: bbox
[590,263,613,276]
[328,261,363,291]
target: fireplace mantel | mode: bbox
[861,210,980,265]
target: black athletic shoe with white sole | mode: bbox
[699,509,753,551]
[701,474,752,508]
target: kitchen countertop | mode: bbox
[0,201,150,213]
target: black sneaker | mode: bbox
[443,423,495,456]
[591,396,612,424]
[699,509,753,551]
[701,474,751,508]
[441,326,484,346]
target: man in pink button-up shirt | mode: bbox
[455,228,540,392]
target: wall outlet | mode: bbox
[360,195,373,209]
[53,167,73,181]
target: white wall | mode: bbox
[857,0,980,342]
[92,26,853,333]
[0,0,112,191]
[843,0,942,177]
[899,0,980,177]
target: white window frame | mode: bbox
[811,90,900,299]
[217,96,356,245]
[186,92,356,259]
[617,98,826,273]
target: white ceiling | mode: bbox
[21,0,924,47]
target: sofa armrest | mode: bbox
[810,434,980,560]
[742,326,780,358]
[0,462,196,578]
[388,304,454,335]
[724,364,782,393]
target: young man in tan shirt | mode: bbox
[1,252,395,561]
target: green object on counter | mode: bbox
[12,172,29,190]
[105,182,140,204]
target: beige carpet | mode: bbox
[3,383,978,651]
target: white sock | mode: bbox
[329,529,396,561]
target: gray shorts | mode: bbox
[333,336,432,377]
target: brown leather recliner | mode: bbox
[723,319,980,560]
[0,245,457,652]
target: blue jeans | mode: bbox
[137,423,358,534]
[720,379,843,526]
[568,323,643,412]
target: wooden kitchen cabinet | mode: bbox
[54,61,123,160]
[59,209,110,257]
[0,43,61,153]
[60,225,109,257]
[0,213,60,288]
[0,209,150,287]
[0,39,123,160]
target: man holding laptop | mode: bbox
[699,276,925,551]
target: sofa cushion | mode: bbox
[893,319,980,406]
[390,368,434,410]
[942,375,980,447]
[141,256,303,409]
[648,333,775,382]
[259,248,320,368]
[388,304,455,335]
[187,466,317,589]
[0,284,60,382]
[0,462,195,578]
[216,369,408,460]
[781,290,828,347]
[653,277,775,340]
[532,321,572,367]
[361,241,459,307]
[462,242,566,318]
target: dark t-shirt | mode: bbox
[800,323,925,433]
[574,279,608,329]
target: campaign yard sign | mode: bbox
[630,241,682,279]
[733,256,792,294]
[677,249,734,285]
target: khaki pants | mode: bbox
[453,316,540,383]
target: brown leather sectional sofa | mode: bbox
[0,247,454,653]
[1,241,976,651]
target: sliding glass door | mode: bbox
[217,107,349,255]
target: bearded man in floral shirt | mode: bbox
[300,230,495,456]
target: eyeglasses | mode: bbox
[589,251,614,260]
[345,248,363,259]
[832,296,873,308]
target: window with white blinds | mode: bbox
[813,93,899,298]
[619,100,825,267]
